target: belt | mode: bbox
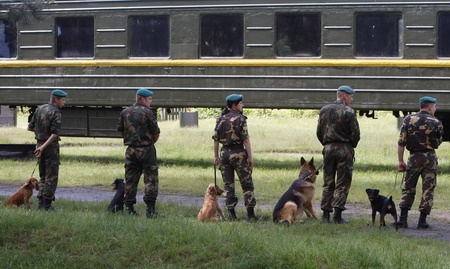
[222,144,244,150]
[409,149,434,153]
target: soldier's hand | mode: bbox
[34,148,43,158]
[398,161,406,172]
[248,158,254,169]
[214,157,220,165]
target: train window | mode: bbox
[0,21,17,58]
[275,13,321,57]
[128,16,170,57]
[438,13,450,57]
[56,17,94,58]
[201,14,243,57]
[355,13,401,57]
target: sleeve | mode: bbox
[50,111,62,135]
[212,117,221,141]
[28,113,35,131]
[316,111,324,146]
[349,113,360,148]
[240,117,249,141]
[398,117,409,147]
[435,121,444,148]
[117,110,124,134]
[148,111,160,135]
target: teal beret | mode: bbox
[419,96,437,103]
[338,85,355,94]
[226,94,243,102]
[51,89,67,97]
[136,88,153,97]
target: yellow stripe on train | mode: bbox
[1,59,450,68]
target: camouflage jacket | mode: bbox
[117,103,160,146]
[398,111,443,151]
[316,100,360,148]
[212,109,249,146]
[28,103,62,142]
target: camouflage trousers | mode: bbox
[37,141,60,200]
[124,145,159,205]
[219,146,256,209]
[399,151,437,215]
[320,143,354,212]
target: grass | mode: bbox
[0,200,449,269]
[1,111,450,268]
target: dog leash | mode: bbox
[305,163,324,180]
[30,158,39,178]
[214,164,217,186]
[386,170,405,197]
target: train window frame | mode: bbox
[55,16,94,59]
[274,12,322,58]
[437,12,450,58]
[354,12,403,58]
[0,20,17,59]
[200,13,244,58]
[128,15,170,59]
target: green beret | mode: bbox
[419,96,437,103]
[51,89,67,97]
[226,94,243,102]
[338,85,355,94]
[136,88,153,97]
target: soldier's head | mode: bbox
[136,88,153,108]
[336,85,355,106]
[226,94,244,113]
[419,96,437,115]
[50,89,67,108]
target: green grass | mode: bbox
[0,200,449,269]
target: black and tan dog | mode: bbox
[107,179,125,213]
[273,157,319,224]
[366,188,398,231]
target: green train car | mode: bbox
[1,0,450,138]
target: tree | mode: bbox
[0,0,50,25]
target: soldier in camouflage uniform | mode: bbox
[117,88,161,218]
[316,86,360,224]
[213,94,259,221]
[28,89,67,210]
[397,96,443,229]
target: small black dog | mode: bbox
[366,188,398,230]
[107,179,125,213]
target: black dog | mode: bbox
[366,188,398,231]
[107,179,125,213]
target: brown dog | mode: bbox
[4,178,39,209]
[273,157,318,224]
[198,183,226,221]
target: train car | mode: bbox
[1,0,450,138]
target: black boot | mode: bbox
[394,208,408,228]
[227,208,238,221]
[146,202,159,219]
[321,210,331,224]
[246,207,261,222]
[332,208,349,224]
[38,197,44,209]
[417,212,430,229]
[126,204,140,216]
[43,199,55,211]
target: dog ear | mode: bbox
[365,188,371,194]
[308,157,314,167]
[374,189,379,196]
[300,157,306,166]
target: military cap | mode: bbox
[51,89,67,97]
[226,94,243,102]
[419,96,437,103]
[337,85,355,94]
[136,88,154,97]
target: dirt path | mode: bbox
[1,183,449,243]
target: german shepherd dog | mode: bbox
[273,157,319,224]
[107,179,125,213]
